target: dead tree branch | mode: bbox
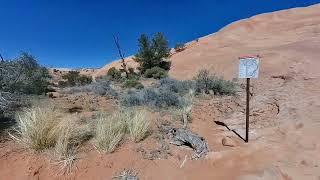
[113,35,129,78]
[0,53,4,62]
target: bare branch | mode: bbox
[0,53,3,62]
[113,35,129,78]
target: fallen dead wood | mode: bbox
[162,126,209,158]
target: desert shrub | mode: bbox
[94,111,127,153]
[194,69,236,95]
[0,52,50,95]
[123,79,144,89]
[61,80,118,97]
[121,91,145,106]
[128,67,135,74]
[107,67,122,81]
[155,90,182,108]
[159,78,195,95]
[61,71,92,87]
[78,75,93,85]
[58,80,69,88]
[10,105,61,151]
[134,32,171,73]
[144,67,168,79]
[121,88,185,108]
[174,43,186,52]
[90,80,118,96]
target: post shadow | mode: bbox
[214,121,246,142]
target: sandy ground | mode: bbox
[1,4,320,180]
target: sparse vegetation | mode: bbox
[94,108,150,152]
[194,69,237,95]
[61,80,118,97]
[53,116,92,172]
[134,32,171,74]
[121,87,186,108]
[107,67,122,81]
[60,71,92,87]
[158,78,195,95]
[144,67,168,79]
[174,43,186,52]
[113,169,139,180]
[123,78,144,89]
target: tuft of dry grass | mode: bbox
[125,109,150,142]
[94,111,126,153]
[10,105,61,151]
[53,116,92,173]
[10,103,93,173]
[94,108,150,153]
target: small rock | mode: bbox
[222,136,237,147]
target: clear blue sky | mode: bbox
[1,0,319,68]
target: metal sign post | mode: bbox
[238,56,260,143]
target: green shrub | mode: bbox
[174,43,186,52]
[144,67,168,79]
[107,67,122,80]
[134,32,171,73]
[194,69,237,95]
[61,71,92,87]
[78,75,93,85]
[123,79,144,89]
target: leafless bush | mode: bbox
[0,52,50,115]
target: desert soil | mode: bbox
[1,4,320,180]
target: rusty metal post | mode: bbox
[245,78,250,142]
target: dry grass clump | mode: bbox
[125,109,149,142]
[53,116,92,173]
[94,108,150,153]
[10,104,93,173]
[94,111,127,153]
[10,105,61,151]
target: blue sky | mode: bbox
[1,0,319,68]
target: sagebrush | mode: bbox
[194,69,237,95]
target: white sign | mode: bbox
[238,57,259,78]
